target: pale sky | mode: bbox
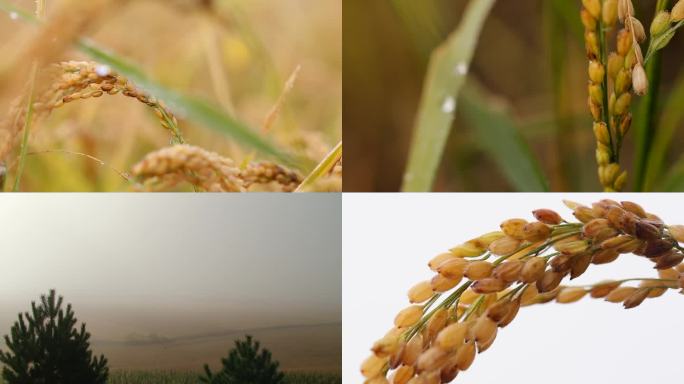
[0,194,341,339]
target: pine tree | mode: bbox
[0,290,109,384]
[200,335,285,384]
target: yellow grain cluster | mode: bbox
[362,199,684,383]
[131,144,302,192]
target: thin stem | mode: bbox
[422,293,442,314]
[574,277,678,289]
[12,64,37,192]
[598,14,615,161]
[500,283,527,301]
[405,281,472,341]
[462,295,485,321]
[12,0,44,191]
[500,228,579,266]
[644,20,684,63]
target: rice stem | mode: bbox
[12,64,37,192]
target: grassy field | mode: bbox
[0,371,341,384]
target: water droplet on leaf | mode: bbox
[454,62,468,76]
[441,97,456,114]
[95,65,111,77]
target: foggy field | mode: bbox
[106,370,341,384]
[0,371,341,384]
[0,196,342,382]
[93,323,341,372]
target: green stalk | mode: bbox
[12,1,43,192]
[545,0,575,190]
[294,141,342,192]
[634,0,669,191]
[598,12,615,162]
[12,66,37,192]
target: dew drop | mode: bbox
[95,64,111,77]
[441,96,456,114]
[9,12,18,20]
[454,62,468,76]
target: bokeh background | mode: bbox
[0,0,340,191]
[344,0,684,191]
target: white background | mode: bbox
[343,193,684,383]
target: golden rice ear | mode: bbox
[464,261,494,280]
[361,354,388,379]
[394,306,423,329]
[669,225,684,243]
[603,0,618,26]
[673,0,684,22]
[556,287,588,304]
[389,365,415,384]
[629,16,646,43]
[408,281,434,304]
[632,64,648,96]
[132,144,301,193]
[520,257,546,284]
[368,200,684,383]
[623,287,650,309]
[454,340,476,371]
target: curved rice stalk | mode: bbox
[362,199,684,383]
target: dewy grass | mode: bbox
[401,0,495,192]
[362,199,684,383]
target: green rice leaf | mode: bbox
[460,83,549,192]
[643,67,684,191]
[661,156,684,191]
[401,0,496,191]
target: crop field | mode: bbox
[0,371,341,384]
[0,0,341,192]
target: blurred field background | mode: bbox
[344,0,684,191]
[0,371,342,384]
[0,0,340,191]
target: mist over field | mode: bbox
[0,194,341,372]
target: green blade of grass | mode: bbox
[643,66,684,191]
[295,141,342,192]
[401,0,496,192]
[0,1,294,166]
[460,83,549,192]
[544,0,574,191]
[548,0,584,43]
[661,156,684,191]
[12,63,37,192]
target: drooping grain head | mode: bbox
[363,200,684,383]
